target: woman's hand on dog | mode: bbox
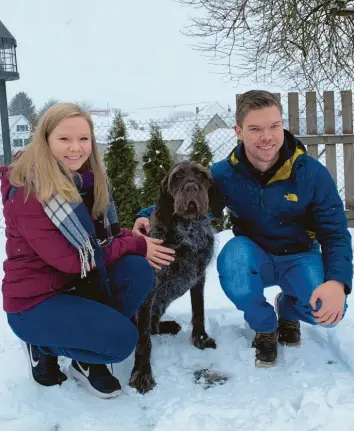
[145,237,175,270]
[133,217,175,269]
[132,217,151,237]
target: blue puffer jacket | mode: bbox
[137,130,353,291]
[211,130,353,291]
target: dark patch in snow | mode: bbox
[194,368,229,389]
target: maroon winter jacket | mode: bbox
[0,167,147,313]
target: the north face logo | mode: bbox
[284,193,298,202]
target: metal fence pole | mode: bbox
[0,80,12,165]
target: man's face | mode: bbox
[235,106,284,169]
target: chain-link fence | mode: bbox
[0,92,352,230]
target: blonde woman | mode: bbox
[1,103,175,398]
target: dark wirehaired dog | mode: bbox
[129,161,222,394]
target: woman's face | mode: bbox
[48,116,92,171]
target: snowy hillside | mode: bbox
[0,230,353,431]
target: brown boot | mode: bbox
[252,330,278,367]
[275,292,301,346]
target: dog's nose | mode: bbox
[184,182,198,193]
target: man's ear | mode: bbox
[234,124,243,140]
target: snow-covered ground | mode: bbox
[0,230,353,431]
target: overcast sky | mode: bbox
[2,0,285,113]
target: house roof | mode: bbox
[197,102,229,115]
[0,115,29,134]
[9,115,28,129]
[92,111,234,144]
[114,101,229,123]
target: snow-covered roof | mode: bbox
[0,115,30,135]
[197,102,229,115]
[92,111,233,145]
[93,101,229,124]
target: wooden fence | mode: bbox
[237,90,354,227]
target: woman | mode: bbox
[1,103,175,399]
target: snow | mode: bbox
[0,229,353,431]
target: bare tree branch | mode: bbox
[176,0,354,93]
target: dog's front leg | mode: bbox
[129,298,157,394]
[190,276,217,350]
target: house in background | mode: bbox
[91,103,233,164]
[0,115,31,163]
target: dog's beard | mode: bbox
[173,191,209,220]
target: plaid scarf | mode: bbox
[43,172,120,299]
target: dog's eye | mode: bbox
[195,171,208,181]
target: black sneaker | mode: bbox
[275,292,301,346]
[252,330,278,367]
[22,343,67,386]
[69,360,121,399]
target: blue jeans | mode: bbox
[7,255,154,364]
[217,237,347,333]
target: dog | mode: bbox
[129,161,222,394]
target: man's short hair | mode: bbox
[236,90,283,127]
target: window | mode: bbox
[13,139,23,147]
[24,139,29,146]
[16,124,28,132]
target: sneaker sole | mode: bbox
[20,341,33,380]
[69,364,122,399]
[255,358,277,368]
[21,341,67,386]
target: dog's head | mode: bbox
[153,161,222,229]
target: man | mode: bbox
[132,90,353,367]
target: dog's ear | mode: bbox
[153,172,174,230]
[208,179,224,218]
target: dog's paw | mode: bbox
[129,369,156,394]
[192,333,217,350]
[152,320,182,335]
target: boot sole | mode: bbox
[279,340,301,347]
[255,358,277,368]
[69,364,121,399]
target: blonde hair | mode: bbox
[10,102,109,218]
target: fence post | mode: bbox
[324,91,337,184]
[306,92,318,159]
[341,91,354,211]
[288,92,300,135]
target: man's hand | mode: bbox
[310,280,346,326]
[145,237,175,270]
[132,217,150,237]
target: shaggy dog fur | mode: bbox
[129,161,222,394]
